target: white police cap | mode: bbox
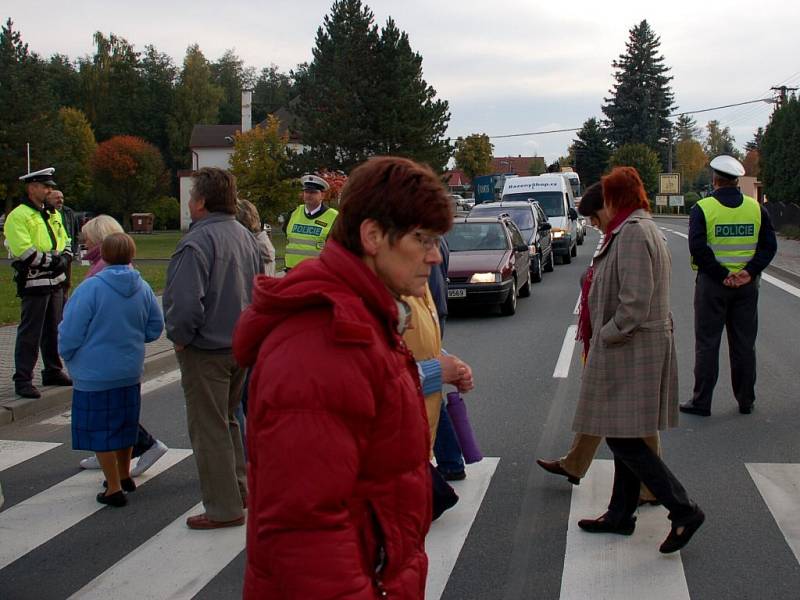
[710,155,745,178]
[19,167,57,186]
[300,174,329,192]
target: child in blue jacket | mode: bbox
[59,233,164,507]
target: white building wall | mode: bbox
[195,147,234,170]
[179,176,194,232]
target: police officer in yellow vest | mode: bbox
[3,168,74,398]
[681,155,777,417]
[284,174,339,270]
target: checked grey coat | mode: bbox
[572,210,679,438]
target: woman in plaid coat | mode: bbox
[572,167,705,554]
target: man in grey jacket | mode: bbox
[164,167,262,530]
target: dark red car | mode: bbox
[445,215,531,316]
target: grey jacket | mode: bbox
[164,213,262,350]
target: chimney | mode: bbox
[241,89,253,132]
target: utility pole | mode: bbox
[770,85,798,110]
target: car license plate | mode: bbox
[448,288,466,298]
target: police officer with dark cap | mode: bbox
[680,155,777,417]
[3,168,73,398]
[283,174,339,270]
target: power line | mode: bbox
[488,96,774,140]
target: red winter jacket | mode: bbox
[233,240,432,600]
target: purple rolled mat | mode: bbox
[446,391,483,464]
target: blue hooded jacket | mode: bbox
[58,265,164,391]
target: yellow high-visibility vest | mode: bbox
[691,194,760,272]
[284,205,338,269]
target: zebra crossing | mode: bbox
[0,438,498,599]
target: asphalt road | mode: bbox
[2,218,800,599]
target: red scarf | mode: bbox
[576,208,636,361]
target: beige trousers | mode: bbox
[177,347,247,521]
[560,433,661,501]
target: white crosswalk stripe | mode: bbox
[747,463,800,565]
[0,439,60,471]
[560,460,691,600]
[0,436,498,599]
[70,501,245,600]
[0,448,192,570]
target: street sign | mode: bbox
[655,195,669,206]
[659,173,681,195]
[669,195,685,207]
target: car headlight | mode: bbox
[552,229,565,238]
[469,272,499,284]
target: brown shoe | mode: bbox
[536,458,580,485]
[186,513,245,530]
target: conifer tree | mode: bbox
[572,118,611,187]
[602,20,675,154]
[761,97,800,204]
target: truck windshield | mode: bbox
[502,192,565,217]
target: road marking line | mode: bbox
[426,458,500,600]
[0,440,61,472]
[746,463,800,564]
[553,325,578,378]
[560,459,691,600]
[68,501,245,600]
[573,294,581,315]
[762,273,800,299]
[141,368,182,395]
[0,449,192,570]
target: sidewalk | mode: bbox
[0,297,176,426]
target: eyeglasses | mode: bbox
[412,231,442,251]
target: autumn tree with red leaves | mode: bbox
[92,135,167,229]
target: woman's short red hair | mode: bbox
[602,167,651,213]
[330,156,453,255]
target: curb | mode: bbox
[0,349,178,427]
[766,264,800,287]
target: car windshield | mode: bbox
[446,222,509,252]
[503,192,565,217]
[469,206,533,233]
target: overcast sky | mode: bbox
[6,0,798,163]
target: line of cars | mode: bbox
[445,173,583,316]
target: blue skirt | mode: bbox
[71,384,141,452]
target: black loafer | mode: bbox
[536,459,580,485]
[102,478,136,492]
[15,383,41,398]
[739,405,753,415]
[578,513,636,536]
[41,371,73,386]
[660,507,705,554]
[679,403,711,417]
[96,490,127,507]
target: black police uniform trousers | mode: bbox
[691,271,759,411]
[13,288,65,385]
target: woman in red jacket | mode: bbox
[233,156,454,599]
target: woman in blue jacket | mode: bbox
[59,233,164,507]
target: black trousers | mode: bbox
[14,289,65,385]
[132,424,156,458]
[606,438,695,525]
[692,272,759,410]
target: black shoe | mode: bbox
[102,478,136,492]
[15,383,41,398]
[679,402,711,417]
[578,513,636,536]
[660,507,705,554]
[96,490,127,507]
[41,370,72,386]
[536,459,580,485]
[739,405,753,415]
[438,469,466,481]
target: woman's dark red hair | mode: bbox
[330,156,453,255]
[602,167,651,213]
